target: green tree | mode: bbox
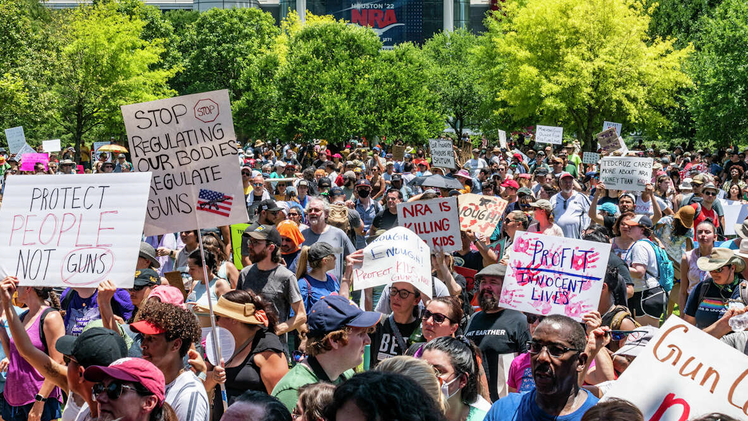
[47,1,176,160]
[646,0,722,48]
[688,0,748,147]
[422,29,487,138]
[175,7,279,99]
[476,0,692,149]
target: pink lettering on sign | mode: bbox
[649,393,690,421]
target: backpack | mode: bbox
[328,203,351,233]
[628,239,675,292]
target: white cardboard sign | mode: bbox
[429,139,456,169]
[602,316,748,421]
[5,126,26,154]
[535,125,563,145]
[501,231,610,321]
[498,130,507,149]
[16,143,36,159]
[0,173,151,288]
[723,204,748,236]
[353,227,432,298]
[599,157,653,192]
[42,139,61,152]
[582,152,600,165]
[602,121,622,136]
[397,197,461,253]
[122,90,248,236]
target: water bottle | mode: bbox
[728,301,748,332]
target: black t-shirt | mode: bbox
[370,315,421,368]
[465,309,530,401]
[372,209,399,231]
[453,250,484,272]
[282,249,301,268]
[608,252,634,307]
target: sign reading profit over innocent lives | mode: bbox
[353,226,432,298]
[602,316,748,420]
[397,197,460,253]
[599,157,653,192]
[428,139,455,169]
[122,90,248,236]
[501,231,610,322]
[457,193,509,238]
[0,173,151,288]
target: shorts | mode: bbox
[0,393,61,421]
[629,286,668,319]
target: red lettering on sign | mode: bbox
[649,393,690,421]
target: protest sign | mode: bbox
[122,90,248,236]
[42,139,61,152]
[534,125,563,145]
[596,127,625,152]
[602,121,622,136]
[501,231,610,321]
[397,197,460,253]
[599,157,653,192]
[582,152,599,165]
[19,153,49,172]
[602,316,748,420]
[4,126,26,154]
[723,204,748,236]
[0,173,151,288]
[457,194,508,238]
[16,143,35,159]
[76,165,84,174]
[230,223,250,270]
[498,130,507,149]
[393,145,406,161]
[429,139,456,169]
[352,226,432,298]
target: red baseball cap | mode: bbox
[512,153,523,162]
[501,179,519,189]
[84,357,166,404]
[129,320,166,335]
[559,172,574,179]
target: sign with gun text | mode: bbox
[352,227,432,298]
[122,90,248,235]
[602,316,748,421]
[397,197,460,253]
[501,231,610,322]
[599,157,653,192]
[457,194,508,238]
[0,173,151,288]
[429,139,456,169]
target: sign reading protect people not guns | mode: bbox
[122,90,248,236]
[457,194,508,238]
[602,316,748,421]
[501,231,610,322]
[599,157,653,192]
[0,173,151,288]
[397,197,461,253]
[352,226,432,299]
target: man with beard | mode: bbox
[464,264,530,402]
[237,225,306,341]
[301,197,356,281]
[550,172,591,239]
[484,315,599,420]
[240,199,284,266]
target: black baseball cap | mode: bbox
[258,199,282,212]
[133,268,159,288]
[246,224,282,247]
[329,186,344,197]
[307,295,382,337]
[318,177,332,188]
[391,174,402,182]
[55,327,128,368]
[308,242,343,261]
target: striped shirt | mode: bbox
[166,371,210,421]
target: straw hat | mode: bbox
[194,296,269,327]
[735,220,748,239]
[673,206,695,229]
[697,248,746,273]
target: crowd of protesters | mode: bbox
[0,135,746,421]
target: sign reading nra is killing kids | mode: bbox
[122,90,248,236]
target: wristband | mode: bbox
[35,394,47,402]
[198,372,207,381]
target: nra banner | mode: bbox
[329,0,424,48]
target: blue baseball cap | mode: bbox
[307,295,382,336]
[599,202,618,215]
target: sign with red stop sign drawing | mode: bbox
[457,194,508,238]
[501,231,610,322]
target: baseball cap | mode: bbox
[356,179,371,188]
[517,187,533,197]
[318,177,332,188]
[501,179,519,189]
[84,358,166,405]
[139,242,160,269]
[148,285,186,308]
[559,172,573,179]
[298,180,310,188]
[613,327,659,357]
[307,295,382,337]
[258,199,282,212]
[529,199,553,213]
[133,268,159,289]
[329,186,344,197]
[247,224,282,247]
[55,327,128,368]
[391,174,402,182]
[623,215,653,229]
[129,320,166,335]
[598,202,618,216]
[308,242,343,262]
[117,154,126,159]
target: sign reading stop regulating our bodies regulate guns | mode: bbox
[122,90,248,236]
[602,316,748,421]
[0,173,151,288]
[501,231,610,322]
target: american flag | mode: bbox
[197,189,233,217]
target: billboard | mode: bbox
[330,0,424,48]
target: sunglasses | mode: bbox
[422,309,454,324]
[609,330,647,341]
[93,381,148,401]
[710,265,730,274]
[525,314,544,324]
[526,341,583,358]
[703,191,717,197]
[252,182,264,186]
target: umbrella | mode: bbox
[409,174,463,190]
[97,144,128,154]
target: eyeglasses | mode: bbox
[704,191,717,197]
[390,286,417,299]
[93,382,148,401]
[422,309,454,324]
[526,341,583,357]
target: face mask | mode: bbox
[357,189,370,198]
[440,375,460,402]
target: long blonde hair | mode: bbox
[375,356,446,413]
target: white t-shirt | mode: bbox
[465,158,488,178]
[624,240,660,292]
[527,222,564,237]
[165,371,210,421]
[61,395,93,421]
[634,195,668,217]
